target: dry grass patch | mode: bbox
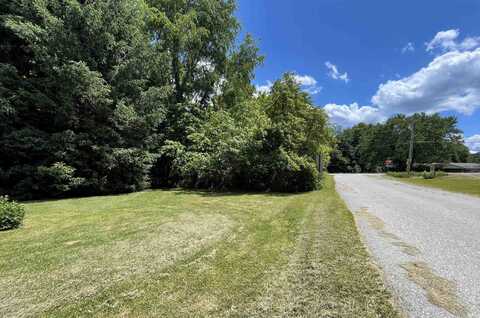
[357,208,420,257]
[0,213,233,317]
[401,262,467,317]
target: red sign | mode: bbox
[384,160,394,167]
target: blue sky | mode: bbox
[235,0,480,153]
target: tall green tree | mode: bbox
[0,0,154,198]
[146,0,264,186]
[1,0,332,199]
[329,113,470,173]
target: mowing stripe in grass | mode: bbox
[1,176,400,317]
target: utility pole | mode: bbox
[406,122,415,175]
[316,153,324,175]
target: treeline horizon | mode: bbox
[0,0,332,200]
[329,112,474,173]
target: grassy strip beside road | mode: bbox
[391,175,480,197]
[0,176,399,317]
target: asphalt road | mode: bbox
[334,174,480,318]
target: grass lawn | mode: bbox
[0,176,399,318]
[392,175,480,197]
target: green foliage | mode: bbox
[469,153,480,163]
[0,196,25,230]
[0,0,148,199]
[168,74,333,192]
[435,171,448,178]
[422,171,447,179]
[422,171,435,179]
[1,1,331,198]
[387,171,448,179]
[330,113,471,173]
[35,162,85,198]
[106,148,155,194]
[387,172,413,178]
[242,148,320,192]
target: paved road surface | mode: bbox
[335,174,480,318]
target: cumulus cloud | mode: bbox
[465,135,480,153]
[325,61,350,83]
[372,49,480,116]
[255,74,322,95]
[293,74,317,86]
[325,39,480,127]
[293,74,323,94]
[323,103,385,127]
[426,29,480,52]
[402,42,415,54]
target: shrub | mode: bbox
[422,171,435,179]
[388,170,448,179]
[269,151,320,192]
[422,171,448,179]
[35,162,85,198]
[435,171,448,177]
[106,148,155,193]
[240,148,321,192]
[151,141,186,188]
[0,196,25,231]
[387,172,412,178]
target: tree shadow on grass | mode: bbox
[169,188,300,198]
[19,187,301,204]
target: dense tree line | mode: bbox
[0,0,333,199]
[469,153,480,163]
[329,113,471,173]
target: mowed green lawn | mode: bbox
[0,176,398,318]
[394,175,480,197]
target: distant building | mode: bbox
[413,162,480,172]
[440,163,480,172]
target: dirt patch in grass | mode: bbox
[401,262,467,317]
[64,240,81,246]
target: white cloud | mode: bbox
[304,86,323,95]
[402,42,415,54]
[293,74,322,95]
[426,29,459,52]
[372,49,480,116]
[325,47,480,127]
[426,29,480,53]
[255,81,273,95]
[293,74,317,86]
[323,103,385,127]
[465,135,480,153]
[325,61,350,83]
[292,74,323,94]
[255,74,322,96]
